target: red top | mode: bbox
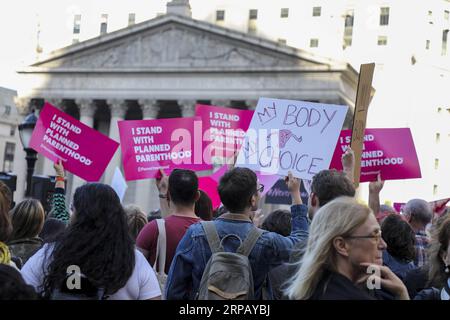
[136,215,200,274]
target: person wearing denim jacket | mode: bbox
[165,168,309,300]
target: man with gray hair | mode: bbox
[402,199,433,268]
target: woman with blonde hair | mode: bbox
[286,196,409,300]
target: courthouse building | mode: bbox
[15,1,359,212]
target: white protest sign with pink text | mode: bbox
[235,98,348,180]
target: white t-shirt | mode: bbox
[21,244,161,300]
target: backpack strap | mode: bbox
[237,227,264,257]
[201,221,222,253]
[154,219,167,275]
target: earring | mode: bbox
[445,265,450,275]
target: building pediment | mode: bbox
[22,14,345,73]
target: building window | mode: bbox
[100,14,108,35]
[278,38,287,45]
[9,127,15,136]
[436,133,441,143]
[435,159,439,169]
[73,14,81,34]
[216,10,225,21]
[380,7,390,26]
[428,10,433,17]
[433,184,438,195]
[343,9,354,48]
[3,105,11,116]
[377,36,388,46]
[437,107,442,113]
[128,13,136,26]
[426,40,430,50]
[313,7,321,17]
[445,10,449,21]
[281,8,289,18]
[442,29,449,56]
[3,142,14,172]
[310,38,319,47]
[248,9,258,34]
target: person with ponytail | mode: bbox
[21,183,161,300]
[286,196,409,300]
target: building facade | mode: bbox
[13,0,450,207]
[0,87,26,203]
[15,3,358,213]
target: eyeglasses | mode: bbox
[257,183,265,193]
[345,230,383,243]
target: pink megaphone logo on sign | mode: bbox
[267,129,302,149]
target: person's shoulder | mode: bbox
[414,288,440,300]
[134,248,150,266]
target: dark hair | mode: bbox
[124,205,148,241]
[311,169,355,207]
[9,199,45,241]
[0,264,38,300]
[218,167,257,213]
[381,214,416,262]
[42,183,135,298]
[39,218,66,243]
[427,216,450,288]
[261,209,291,236]
[168,169,198,206]
[0,181,12,242]
[195,190,213,221]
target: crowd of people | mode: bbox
[0,150,449,301]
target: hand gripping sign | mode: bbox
[29,103,119,182]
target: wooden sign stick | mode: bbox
[351,63,375,188]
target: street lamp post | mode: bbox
[18,110,38,197]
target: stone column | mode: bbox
[245,99,258,110]
[12,98,31,202]
[103,99,127,185]
[211,99,230,108]
[134,99,160,213]
[46,98,63,109]
[179,99,196,117]
[70,99,97,195]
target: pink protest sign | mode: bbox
[393,203,406,213]
[330,128,421,182]
[195,104,254,163]
[29,103,119,181]
[198,177,222,209]
[119,117,211,181]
